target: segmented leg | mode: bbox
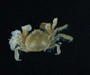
[40,23,52,33]
[45,23,52,33]
[14,47,22,61]
[40,22,48,29]
[21,24,32,37]
[54,24,68,34]
[52,18,58,29]
[56,33,73,42]
[55,44,61,55]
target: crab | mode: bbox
[9,18,73,61]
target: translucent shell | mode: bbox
[25,30,50,51]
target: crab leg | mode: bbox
[55,44,61,55]
[21,24,32,37]
[54,24,68,34]
[14,47,22,61]
[52,18,58,29]
[56,33,73,42]
[40,23,52,34]
[40,22,48,29]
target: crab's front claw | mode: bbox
[21,24,32,37]
[9,30,22,51]
[14,47,22,61]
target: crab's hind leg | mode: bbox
[56,33,73,42]
[54,24,68,34]
[55,44,61,55]
[21,24,32,37]
[14,46,22,61]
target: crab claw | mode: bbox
[9,30,22,51]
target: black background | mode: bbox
[0,0,90,75]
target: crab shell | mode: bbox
[25,29,55,52]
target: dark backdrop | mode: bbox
[0,0,90,75]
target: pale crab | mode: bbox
[9,18,73,61]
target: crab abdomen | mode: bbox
[25,30,50,51]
